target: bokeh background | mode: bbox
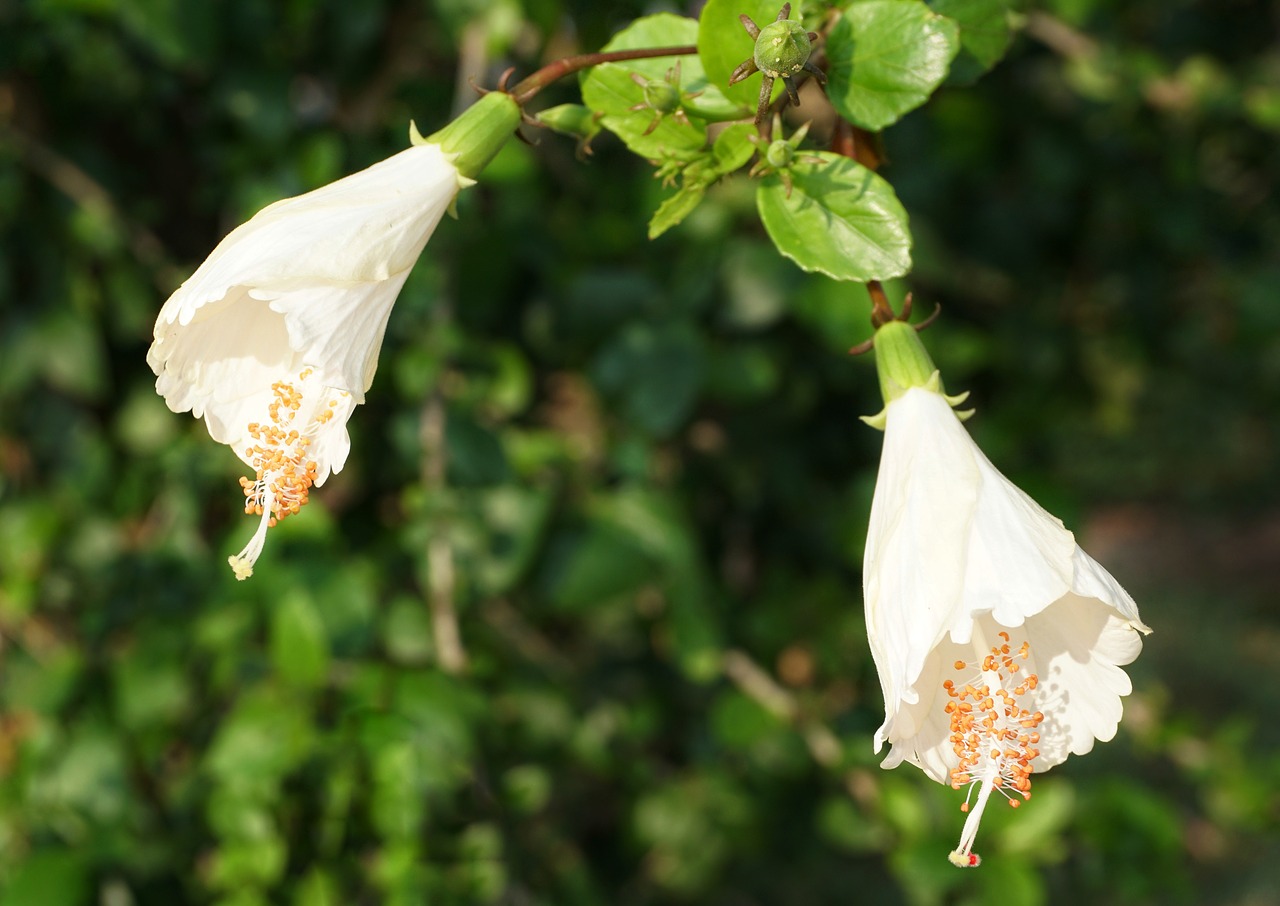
[2,0,1278,903]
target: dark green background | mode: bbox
[1,0,1277,903]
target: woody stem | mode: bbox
[867,280,897,327]
[510,45,698,104]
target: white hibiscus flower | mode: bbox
[861,319,1151,867]
[147,93,518,578]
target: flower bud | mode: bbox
[754,18,814,79]
[764,135,797,169]
[637,76,682,114]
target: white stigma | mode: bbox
[228,486,274,581]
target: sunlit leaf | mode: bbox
[931,0,1015,82]
[827,0,961,130]
[697,0,792,108]
[756,152,912,281]
[582,14,725,159]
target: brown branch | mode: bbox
[511,45,698,105]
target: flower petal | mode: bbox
[148,143,460,480]
[154,144,459,330]
[864,386,1148,776]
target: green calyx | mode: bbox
[861,320,972,430]
[872,320,936,401]
[413,91,521,180]
[640,77,682,114]
[754,19,813,78]
[764,135,797,169]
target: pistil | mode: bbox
[943,627,1043,867]
[227,369,337,579]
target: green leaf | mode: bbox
[381,595,434,665]
[270,592,330,688]
[711,121,758,173]
[0,851,89,906]
[114,649,192,729]
[582,14,727,160]
[205,687,315,786]
[592,490,723,680]
[931,0,1015,82]
[547,523,657,612]
[826,0,961,130]
[756,152,912,281]
[650,186,708,239]
[698,0,791,108]
[592,322,704,436]
[648,124,756,238]
[473,484,554,596]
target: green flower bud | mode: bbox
[536,103,600,140]
[754,19,813,79]
[764,136,796,169]
[640,77,682,114]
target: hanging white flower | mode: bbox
[860,319,1151,868]
[147,93,519,579]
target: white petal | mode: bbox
[154,144,458,330]
[863,386,1148,778]
[865,387,980,749]
[1022,594,1142,761]
[148,142,459,475]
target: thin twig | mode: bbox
[1023,10,1099,61]
[421,389,468,674]
[510,45,698,105]
[722,649,843,769]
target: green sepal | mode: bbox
[860,320,972,430]
[420,91,521,180]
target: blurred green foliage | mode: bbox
[2,0,1279,904]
